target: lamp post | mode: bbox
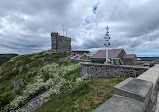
[104,26,110,63]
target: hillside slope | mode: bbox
[0,51,125,112]
[0,51,69,110]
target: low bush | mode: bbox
[0,86,5,94]
[0,91,13,109]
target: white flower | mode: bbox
[5,63,81,111]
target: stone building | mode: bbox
[121,54,137,65]
[91,49,137,65]
[51,32,71,52]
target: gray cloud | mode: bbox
[0,0,159,56]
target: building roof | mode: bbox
[122,54,136,59]
[91,49,124,59]
[72,50,90,53]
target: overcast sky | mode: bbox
[0,0,159,56]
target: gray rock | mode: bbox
[38,58,45,62]
[17,92,49,112]
[19,66,23,74]
[12,78,23,91]
[15,59,23,68]
[15,61,18,68]
[26,64,30,69]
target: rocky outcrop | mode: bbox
[12,78,23,91]
[17,92,49,112]
[19,66,23,74]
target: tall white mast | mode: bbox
[104,26,110,63]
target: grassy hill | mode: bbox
[35,78,125,112]
[0,51,125,112]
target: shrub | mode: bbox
[0,85,6,94]
[0,91,13,109]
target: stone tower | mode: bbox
[51,32,71,52]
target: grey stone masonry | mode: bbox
[81,62,148,78]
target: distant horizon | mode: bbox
[1,49,159,57]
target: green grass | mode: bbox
[80,56,88,60]
[35,69,126,112]
[135,61,150,66]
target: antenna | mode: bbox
[62,25,65,36]
[59,25,61,35]
[66,27,67,37]
[56,25,58,33]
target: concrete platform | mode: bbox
[114,78,153,103]
[93,95,144,112]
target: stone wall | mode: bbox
[81,62,148,78]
